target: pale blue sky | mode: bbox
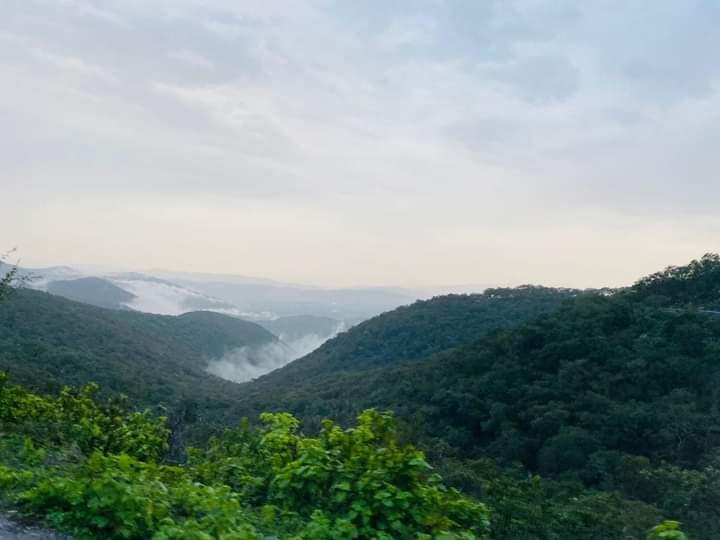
[2,1,719,287]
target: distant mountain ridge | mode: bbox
[47,277,136,310]
[9,263,421,324]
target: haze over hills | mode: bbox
[162,276,421,324]
[0,262,422,379]
[257,315,345,342]
[1,263,240,316]
[5,262,420,323]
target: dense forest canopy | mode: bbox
[0,289,274,408]
[262,286,578,385]
[227,256,720,539]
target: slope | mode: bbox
[232,256,720,539]
[257,285,578,385]
[0,289,274,407]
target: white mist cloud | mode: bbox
[206,329,342,383]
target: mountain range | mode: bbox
[3,263,420,324]
[1,255,720,537]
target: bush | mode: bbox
[1,373,489,539]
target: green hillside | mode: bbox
[0,289,274,407]
[260,286,577,385]
[228,256,720,539]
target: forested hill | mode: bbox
[258,285,578,384]
[0,288,274,406]
[231,256,720,539]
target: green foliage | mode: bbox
[1,374,169,461]
[271,409,489,537]
[190,409,490,539]
[0,374,488,539]
[647,521,689,540]
[22,453,174,539]
[440,458,663,540]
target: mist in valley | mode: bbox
[206,326,343,383]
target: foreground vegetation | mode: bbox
[0,372,694,539]
[0,372,491,539]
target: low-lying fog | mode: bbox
[206,328,342,383]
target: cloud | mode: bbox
[206,330,341,383]
[1,0,720,287]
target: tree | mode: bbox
[0,249,20,302]
[647,521,689,540]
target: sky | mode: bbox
[2,0,720,288]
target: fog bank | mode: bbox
[206,332,336,383]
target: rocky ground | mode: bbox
[0,514,70,539]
